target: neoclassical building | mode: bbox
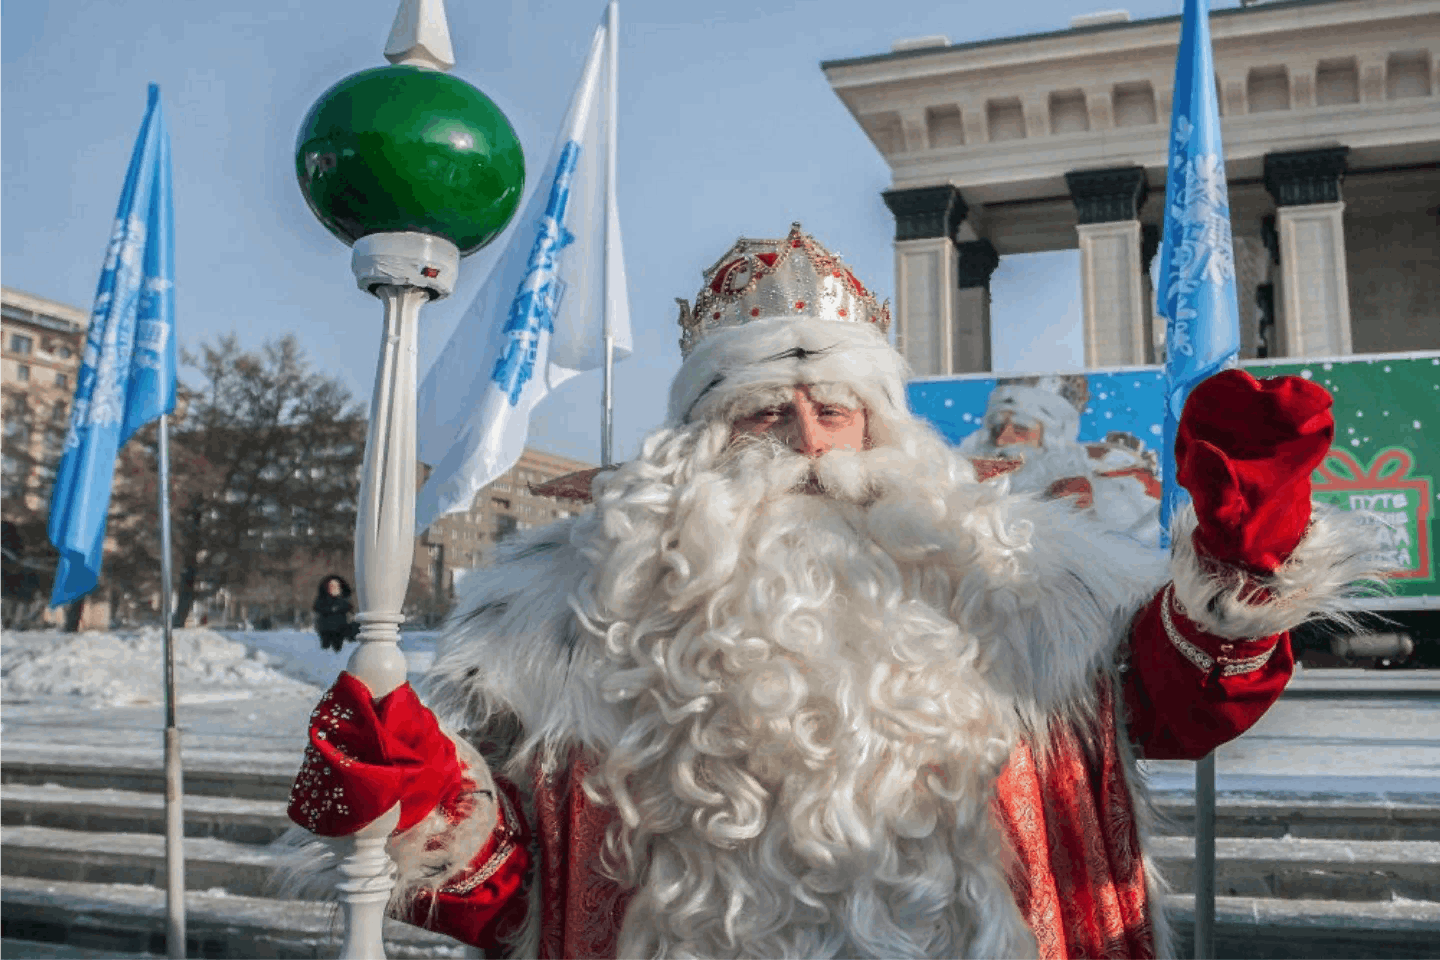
[823,0,1439,375]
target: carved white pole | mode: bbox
[292,0,523,954]
[336,804,401,960]
[337,237,458,960]
[349,278,428,690]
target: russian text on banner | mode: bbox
[415,5,631,531]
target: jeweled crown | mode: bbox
[676,223,891,356]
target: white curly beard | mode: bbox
[572,426,1038,959]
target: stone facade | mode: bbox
[823,0,1440,369]
[420,446,594,599]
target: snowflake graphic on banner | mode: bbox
[66,216,146,449]
[1161,117,1235,360]
[490,142,581,406]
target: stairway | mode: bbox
[2,748,1438,958]
[1150,791,1440,959]
[0,744,468,959]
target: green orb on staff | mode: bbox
[296,64,524,256]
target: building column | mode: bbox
[954,239,999,373]
[1141,223,1161,363]
[1066,166,1150,368]
[1232,234,1270,360]
[1257,216,1281,358]
[882,185,967,377]
[1263,147,1352,357]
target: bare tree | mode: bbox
[111,335,364,626]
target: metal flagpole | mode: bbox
[599,0,618,467]
[157,412,186,959]
[1195,752,1216,958]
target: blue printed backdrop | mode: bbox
[908,368,1167,468]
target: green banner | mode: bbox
[1244,353,1438,602]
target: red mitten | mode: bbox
[1176,369,1333,575]
[288,672,464,836]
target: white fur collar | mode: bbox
[424,489,1169,767]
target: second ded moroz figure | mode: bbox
[283,224,1384,959]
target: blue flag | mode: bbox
[48,84,176,606]
[1156,0,1240,546]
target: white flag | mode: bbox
[415,2,631,531]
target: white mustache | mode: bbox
[721,435,879,504]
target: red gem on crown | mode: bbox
[675,223,891,356]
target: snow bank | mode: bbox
[2,627,321,707]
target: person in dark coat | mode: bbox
[312,575,359,652]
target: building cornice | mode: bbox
[823,0,1431,84]
[886,97,1436,202]
[1,287,88,330]
[823,0,1437,210]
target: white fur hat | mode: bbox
[667,317,912,444]
[983,380,1083,448]
[667,224,908,439]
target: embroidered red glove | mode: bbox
[404,777,533,948]
[288,672,464,836]
[1176,369,1333,575]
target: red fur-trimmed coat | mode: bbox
[287,370,1380,958]
[290,504,1372,959]
[442,580,1297,960]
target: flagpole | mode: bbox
[1154,0,1238,955]
[600,0,618,467]
[48,80,183,952]
[157,412,186,959]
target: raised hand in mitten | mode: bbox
[1175,369,1333,575]
[288,672,465,836]
[288,672,530,948]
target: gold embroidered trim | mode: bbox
[441,788,520,896]
[1162,584,1276,677]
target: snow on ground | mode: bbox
[216,628,438,689]
[0,626,439,713]
[1,628,321,708]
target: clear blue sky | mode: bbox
[2,0,1191,465]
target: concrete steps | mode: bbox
[0,744,294,801]
[1147,790,1440,958]
[2,783,291,845]
[1151,833,1440,902]
[1151,791,1440,841]
[3,750,1439,958]
[0,876,466,959]
[1166,894,1440,960]
[0,751,473,957]
[1,825,284,899]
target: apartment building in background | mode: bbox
[1,288,87,512]
[1,287,106,627]
[420,447,594,604]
